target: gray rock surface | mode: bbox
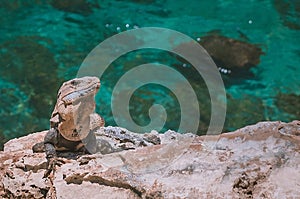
[1,121,300,198]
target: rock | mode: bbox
[49,0,100,15]
[1,121,300,198]
[199,34,264,77]
[276,92,300,120]
[4,131,46,153]
[273,0,300,30]
[225,94,265,132]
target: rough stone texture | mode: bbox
[1,121,300,198]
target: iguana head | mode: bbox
[50,76,101,141]
[59,76,100,104]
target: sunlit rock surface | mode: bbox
[1,121,300,198]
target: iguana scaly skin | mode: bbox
[32,76,104,177]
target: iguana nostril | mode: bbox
[72,129,78,137]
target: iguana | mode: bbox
[32,76,104,177]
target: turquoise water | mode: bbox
[0,0,299,148]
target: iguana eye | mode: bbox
[70,80,79,86]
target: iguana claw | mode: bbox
[43,157,65,178]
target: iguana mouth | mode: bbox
[59,76,100,105]
[63,84,99,104]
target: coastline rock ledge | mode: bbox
[0,121,300,198]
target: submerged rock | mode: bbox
[199,34,264,77]
[0,0,43,11]
[276,92,300,120]
[0,36,63,137]
[273,0,300,30]
[1,121,300,198]
[49,0,100,15]
[0,79,31,147]
[225,94,266,132]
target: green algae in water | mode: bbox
[276,93,300,120]
[0,35,63,146]
[0,0,300,148]
[0,79,34,149]
[0,36,63,117]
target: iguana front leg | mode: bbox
[44,128,58,178]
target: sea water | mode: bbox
[0,0,299,148]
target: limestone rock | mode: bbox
[1,121,300,198]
